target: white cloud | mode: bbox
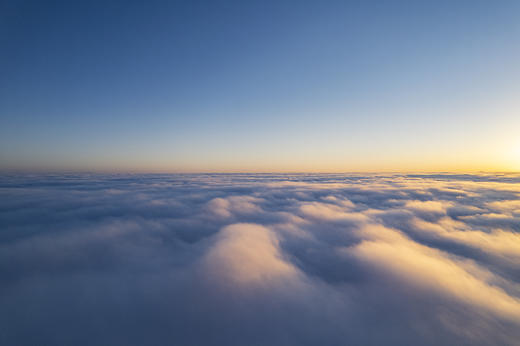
[3,173,520,345]
[203,223,300,287]
[207,196,263,218]
[344,225,520,323]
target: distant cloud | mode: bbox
[207,196,264,219]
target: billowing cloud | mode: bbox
[298,201,366,223]
[202,223,300,288]
[411,217,520,263]
[345,225,520,322]
[1,173,520,345]
[207,196,264,218]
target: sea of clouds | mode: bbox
[1,173,520,345]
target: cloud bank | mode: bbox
[1,173,520,345]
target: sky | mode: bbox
[1,0,519,172]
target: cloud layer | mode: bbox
[1,173,520,345]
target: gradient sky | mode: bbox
[1,0,519,172]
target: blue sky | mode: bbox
[1,0,519,172]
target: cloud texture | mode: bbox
[1,173,520,345]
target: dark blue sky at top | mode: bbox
[1,0,519,171]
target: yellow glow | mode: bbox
[511,142,520,166]
[499,140,520,172]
